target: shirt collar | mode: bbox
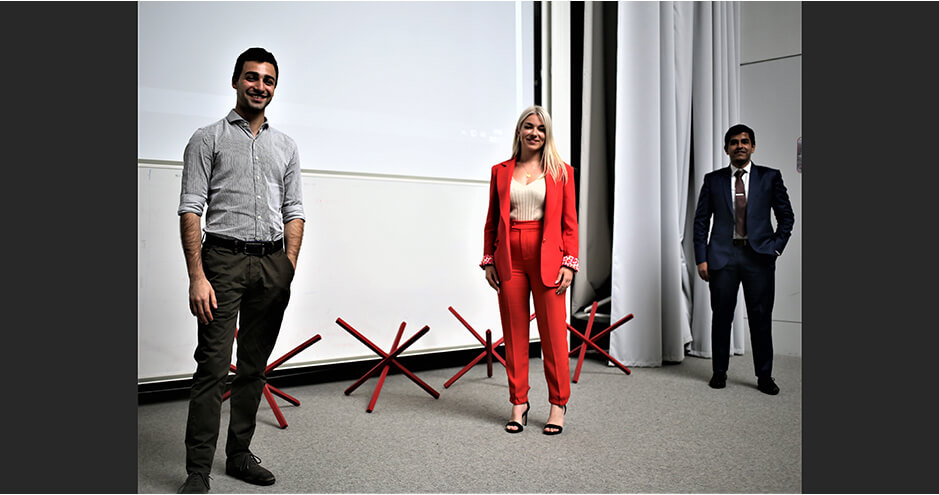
[225,109,269,130]
[730,161,751,175]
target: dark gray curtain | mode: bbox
[571,1,618,322]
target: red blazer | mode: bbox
[481,157,579,287]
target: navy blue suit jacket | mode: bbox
[693,163,795,271]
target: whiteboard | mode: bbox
[138,164,542,382]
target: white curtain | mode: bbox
[609,2,740,366]
[686,2,744,359]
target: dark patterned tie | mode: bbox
[735,169,747,237]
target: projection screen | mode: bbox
[138,1,535,181]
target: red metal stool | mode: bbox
[443,306,506,388]
[528,301,634,382]
[335,318,440,413]
[566,301,634,382]
[223,331,323,429]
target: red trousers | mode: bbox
[497,220,571,406]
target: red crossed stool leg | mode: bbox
[223,330,323,429]
[528,301,634,383]
[335,318,440,413]
[566,301,634,382]
[443,306,507,388]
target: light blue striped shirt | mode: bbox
[178,110,305,242]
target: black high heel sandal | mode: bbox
[543,404,567,435]
[504,402,530,433]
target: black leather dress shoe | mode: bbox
[226,453,276,486]
[757,377,780,395]
[177,472,210,494]
[708,371,727,389]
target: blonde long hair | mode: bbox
[510,105,568,183]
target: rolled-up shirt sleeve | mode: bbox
[281,139,305,223]
[178,128,211,217]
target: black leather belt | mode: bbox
[733,239,749,247]
[203,233,283,256]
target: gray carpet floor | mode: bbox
[138,353,801,493]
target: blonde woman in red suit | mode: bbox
[480,105,578,435]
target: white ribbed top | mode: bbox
[510,175,546,221]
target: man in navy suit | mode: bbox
[693,124,795,395]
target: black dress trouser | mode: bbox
[184,242,295,474]
[708,242,776,378]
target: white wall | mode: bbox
[741,2,802,65]
[740,1,802,357]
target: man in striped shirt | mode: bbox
[176,47,305,494]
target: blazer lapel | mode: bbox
[747,163,760,209]
[720,167,734,214]
[544,169,558,217]
[499,158,515,224]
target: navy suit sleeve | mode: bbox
[693,175,713,265]
[770,169,795,255]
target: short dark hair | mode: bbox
[232,47,279,86]
[723,124,755,149]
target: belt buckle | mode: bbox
[244,242,266,256]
